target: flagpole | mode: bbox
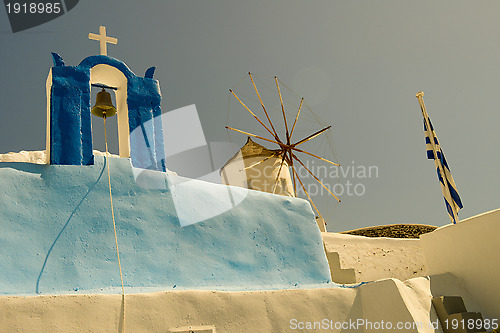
[416,92,460,223]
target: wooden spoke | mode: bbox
[293,125,331,147]
[292,146,340,166]
[290,164,296,196]
[289,97,304,140]
[291,166,324,221]
[288,149,296,195]
[225,126,281,146]
[272,153,287,194]
[242,153,278,170]
[292,153,341,202]
[275,77,290,144]
[249,73,279,139]
[229,89,276,139]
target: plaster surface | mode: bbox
[421,209,500,319]
[322,232,428,282]
[0,155,331,295]
[0,277,456,332]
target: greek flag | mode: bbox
[417,92,463,223]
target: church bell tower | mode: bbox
[45,26,165,172]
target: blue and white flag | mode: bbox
[417,92,463,223]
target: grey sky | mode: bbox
[1,1,499,231]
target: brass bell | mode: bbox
[91,88,117,118]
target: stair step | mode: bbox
[432,296,487,333]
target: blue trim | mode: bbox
[50,65,93,165]
[144,66,156,79]
[339,281,370,288]
[51,52,65,67]
[78,55,136,79]
[48,54,164,170]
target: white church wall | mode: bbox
[0,278,446,333]
[420,208,500,319]
[322,232,428,283]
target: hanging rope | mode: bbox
[103,114,126,333]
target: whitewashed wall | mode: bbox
[420,208,500,319]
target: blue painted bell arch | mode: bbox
[46,53,165,171]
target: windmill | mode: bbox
[225,72,341,220]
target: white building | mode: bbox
[220,137,295,197]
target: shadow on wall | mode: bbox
[35,160,106,293]
[0,162,47,174]
[428,272,484,321]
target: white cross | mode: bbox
[88,26,117,56]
